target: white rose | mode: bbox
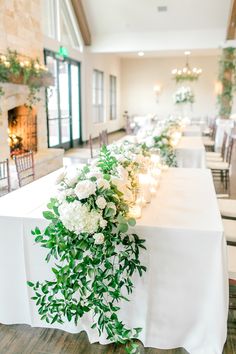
[117,165,129,181]
[75,180,96,200]
[96,196,107,209]
[100,218,107,228]
[162,138,168,145]
[111,176,125,194]
[57,188,75,203]
[55,169,67,185]
[96,178,110,190]
[106,202,116,213]
[93,233,105,245]
[87,167,103,180]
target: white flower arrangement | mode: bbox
[173,86,194,105]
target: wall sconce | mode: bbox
[153,84,162,103]
[214,81,223,96]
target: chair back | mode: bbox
[212,122,217,141]
[89,134,94,158]
[14,151,35,187]
[0,158,11,195]
[226,137,235,165]
[221,132,228,160]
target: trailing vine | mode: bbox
[0,49,53,110]
[28,147,147,353]
[217,47,236,119]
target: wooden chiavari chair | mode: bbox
[14,151,35,187]
[207,136,234,190]
[0,158,11,196]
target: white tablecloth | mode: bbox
[0,168,227,354]
[183,125,202,137]
[175,137,206,168]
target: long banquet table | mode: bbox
[0,168,228,354]
[175,136,206,168]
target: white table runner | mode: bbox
[0,168,227,354]
[183,125,202,137]
[175,137,206,168]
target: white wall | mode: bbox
[83,52,122,140]
[121,56,219,120]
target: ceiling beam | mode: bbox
[71,0,91,46]
[227,0,236,40]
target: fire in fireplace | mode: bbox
[8,106,37,157]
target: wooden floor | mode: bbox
[0,321,235,354]
[1,130,236,353]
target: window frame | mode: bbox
[92,69,104,124]
[109,74,117,120]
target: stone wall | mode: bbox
[0,0,43,59]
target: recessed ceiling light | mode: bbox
[138,51,144,57]
[157,6,167,12]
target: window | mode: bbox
[45,50,81,149]
[109,75,117,120]
[93,70,104,123]
[42,0,83,51]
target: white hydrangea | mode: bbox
[74,180,96,200]
[96,196,107,209]
[93,233,105,245]
[96,178,110,190]
[58,201,101,234]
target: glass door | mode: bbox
[45,50,81,150]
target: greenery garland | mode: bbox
[28,146,146,354]
[0,49,53,110]
[217,47,236,119]
[153,133,177,167]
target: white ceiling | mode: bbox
[82,0,232,55]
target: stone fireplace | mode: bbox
[0,83,64,188]
[0,1,64,188]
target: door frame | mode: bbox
[44,49,82,150]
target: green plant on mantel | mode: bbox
[0,49,53,111]
[217,47,236,119]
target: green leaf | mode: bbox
[27,281,34,287]
[118,223,128,233]
[43,211,55,220]
[128,218,136,227]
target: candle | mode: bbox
[151,154,160,165]
[136,196,147,207]
[139,173,151,203]
[129,205,142,219]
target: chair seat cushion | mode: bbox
[206,152,221,157]
[207,161,229,170]
[222,219,236,243]
[203,138,214,146]
[218,199,236,218]
[228,245,236,281]
[206,156,223,162]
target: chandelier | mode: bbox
[171,51,202,82]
